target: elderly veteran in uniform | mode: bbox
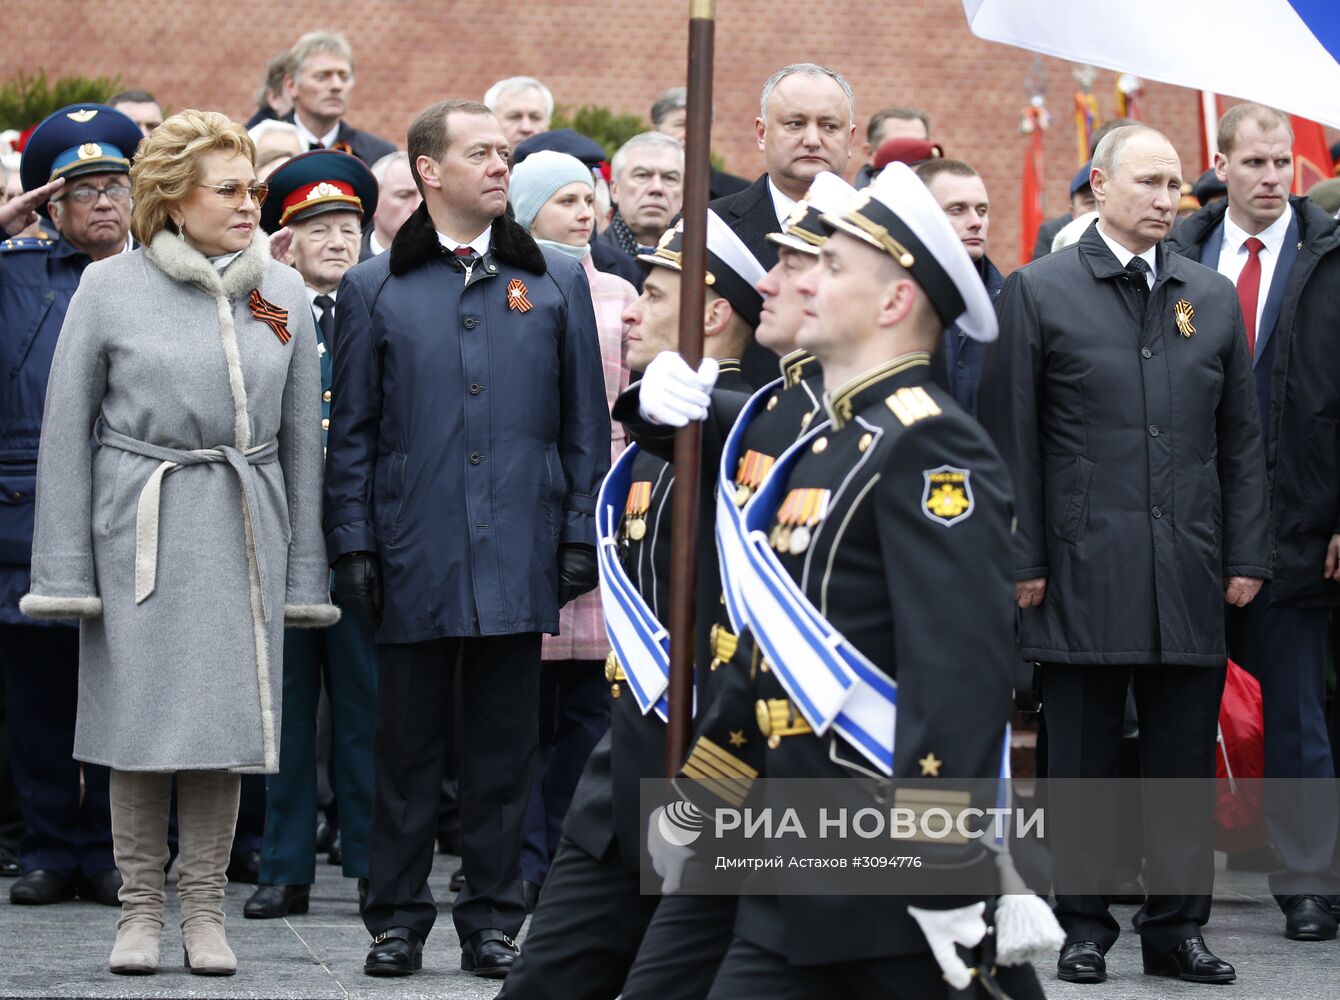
[21,110,335,976]
[700,164,1047,1000]
[327,99,609,980]
[243,149,381,921]
[1,104,144,909]
[987,124,1270,986]
[497,214,761,1000]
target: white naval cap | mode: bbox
[639,209,768,328]
[767,171,859,256]
[821,162,998,343]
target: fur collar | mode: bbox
[389,202,547,277]
[144,229,269,300]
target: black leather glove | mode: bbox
[332,552,382,626]
[557,543,598,607]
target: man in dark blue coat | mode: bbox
[1169,103,1340,943]
[324,99,609,980]
[0,104,143,908]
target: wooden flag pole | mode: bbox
[665,0,716,777]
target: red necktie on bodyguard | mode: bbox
[1236,236,1265,358]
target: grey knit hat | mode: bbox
[509,150,594,233]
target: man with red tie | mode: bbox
[1171,103,1340,943]
[988,124,1271,985]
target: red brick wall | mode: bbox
[9,0,1326,269]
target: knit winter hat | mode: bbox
[510,151,594,233]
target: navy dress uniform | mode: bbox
[243,151,382,917]
[701,166,1043,999]
[498,219,763,1000]
[2,104,142,905]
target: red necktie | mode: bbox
[453,246,474,256]
[1236,236,1265,357]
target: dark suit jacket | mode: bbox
[1031,212,1072,261]
[282,113,397,166]
[709,174,785,387]
[709,165,750,200]
[591,227,645,289]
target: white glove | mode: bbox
[647,803,698,894]
[907,901,988,991]
[637,352,719,427]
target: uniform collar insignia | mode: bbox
[779,349,818,387]
[825,352,930,429]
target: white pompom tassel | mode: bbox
[993,851,1065,967]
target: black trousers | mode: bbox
[363,633,540,944]
[705,935,1045,1000]
[621,892,737,1000]
[1042,661,1224,953]
[1,624,112,878]
[498,836,659,1000]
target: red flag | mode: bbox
[1289,115,1334,195]
[1020,106,1046,265]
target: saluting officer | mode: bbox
[245,149,381,920]
[498,213,762,1000]
[703,164,1044,999]
[2,104,143,908]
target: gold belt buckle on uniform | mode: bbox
[755,698,813,749]
[708,623,737,671]
[605,650,627,698]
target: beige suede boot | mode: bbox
[176,771,241,976]
[108,770,172,975]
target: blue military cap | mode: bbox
[1192,168,1227,206]
[1069,161,1094,197]
[19,104,144,193]
[259,149,379,234]
[513,128,607,170]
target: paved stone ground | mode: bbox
[0,853,1336,999]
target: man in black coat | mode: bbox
[595,132,685,292]
[710,62,856,387]
[327,99,608,980]
[1168,103,1340,943]
[280,30,396,166]
[988,125,1271,986]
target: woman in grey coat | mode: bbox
[21,111,336,976]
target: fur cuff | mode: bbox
[284,603,341,628]
[19,593,103,620]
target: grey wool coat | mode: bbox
[20,230,337,773]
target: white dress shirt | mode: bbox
[1216,205,1293,338]
[767,178,799,228]
[436,227,492,256]
[1095,222,1157,288]
[293,114,340,150]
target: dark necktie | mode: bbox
[452,245,479,272]
[309,141,324,151]
[314,294,335,343]
[1125,256,1151,304]
[1236,236,1265,357]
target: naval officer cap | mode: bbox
[19,103,144,194]
[260,148,379,234]
[638,209,767,329]
[767,171,858,256]
[821,162,997,343]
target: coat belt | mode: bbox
[95,425,279,621]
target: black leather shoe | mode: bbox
[225,850,260,885]
[1142,936,1235,983]
[0,845,20,877]
[1284,895,1339,941]
[461,929,518,979]
[364,927,423,976]
[327,831,342,866]
[1057,941,1106,983]
[523,879,541,914]
[9,869,76,905]
[243,883,311,919]
[77,867,123,906]
[449,867,465,892]
[315,816,334,855]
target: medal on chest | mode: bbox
[770,487,831,555]
[733,450,776,508]
[623,481,653,541]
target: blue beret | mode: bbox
[514,128,607,169]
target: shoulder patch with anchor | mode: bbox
[922,465,974,527]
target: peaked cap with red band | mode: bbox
[260,148,379,233]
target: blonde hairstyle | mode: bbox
[129,110,255,244]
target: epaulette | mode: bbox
[0,237,58,253]
[885,386,941,427]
